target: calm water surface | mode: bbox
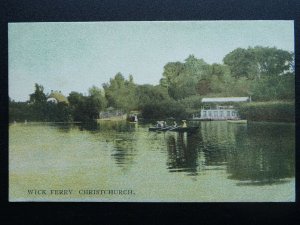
[9,121,295,202]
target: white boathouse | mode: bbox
[193,97,251,120]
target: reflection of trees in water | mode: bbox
[199,122,240,166]
[66,121,295,184]
[78,121,139,170]
[165,122,246,176]
[166,132,203,175]
[78,120,137,132]
[78,121,100,131]
[195,121,294,185]
[226,123,295,185]
[49,122,74,133]
[111,138,136,168]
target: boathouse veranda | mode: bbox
[192,97,251,120]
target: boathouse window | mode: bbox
[209,111,212,117]
[232,111,236,117]
[220,111,223,117]
[203,111,207,117]
[227,111,230,117]
[214,111,218,117]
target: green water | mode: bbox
[9,121,295,202]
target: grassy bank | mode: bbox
[238,101,295,122]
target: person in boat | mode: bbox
[156,121,160,128]
[156,121,163,128]
[163,121,167,128]
[182,120,187,128]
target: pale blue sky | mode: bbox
[9,21,294,101]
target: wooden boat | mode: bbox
[148,126,199,133]
[148,126,173,132]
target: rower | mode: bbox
[156,121,164,128]
[163,121,167,128]
[182,120,187,128]
[156,121,160,128]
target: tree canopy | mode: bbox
[10,46,295,122]
[29,83,47,103]
[103,73,138,111]
[223,46,293,79]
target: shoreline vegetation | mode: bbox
[238,101,294,123]
[9,46,295,123]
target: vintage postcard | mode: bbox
[8,21,295,202]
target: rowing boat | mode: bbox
[148,126,172,132]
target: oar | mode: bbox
[157,126,172,131]
[168,126,181,131]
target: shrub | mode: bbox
[238,101,294,122]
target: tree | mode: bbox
[161,56,210,100]
[250,46,293,78]
[88,86,107,118]
[68,91,85,106]
[136,84,170,108]
[223,48,257,79]
[103,73,138,111]
[161,62,185,87]
[29,83,47,103]
[223,46,294,80]
[67,92,87,121]
[250,75,294,101]
[196,79,212,95]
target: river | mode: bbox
[9,121,295,202]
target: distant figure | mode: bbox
[163,121,167,128]
[182,120,187,128]
[156,121,162,128]
[13,120,16,124]
[134,115,138,122]
[24,120,27,124]
[173,121,177,127]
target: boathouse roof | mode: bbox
[201,97,250,103]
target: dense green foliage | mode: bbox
[103,73,137,111]
[9,98,72,122]
[29,84,47,103]
[223,46,293,79]
[238,101,295,122]
[9,46,295,122]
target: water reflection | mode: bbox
[199,122,242,167]
[77,121,138,169]
[49,122,74,133]
[111,138,136,167]
[78,120,137,132]
[164,121,294,185]
[9,121,295,201]
[226,123,295,185]
[51,121,295,186]
[166,132,201,175]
